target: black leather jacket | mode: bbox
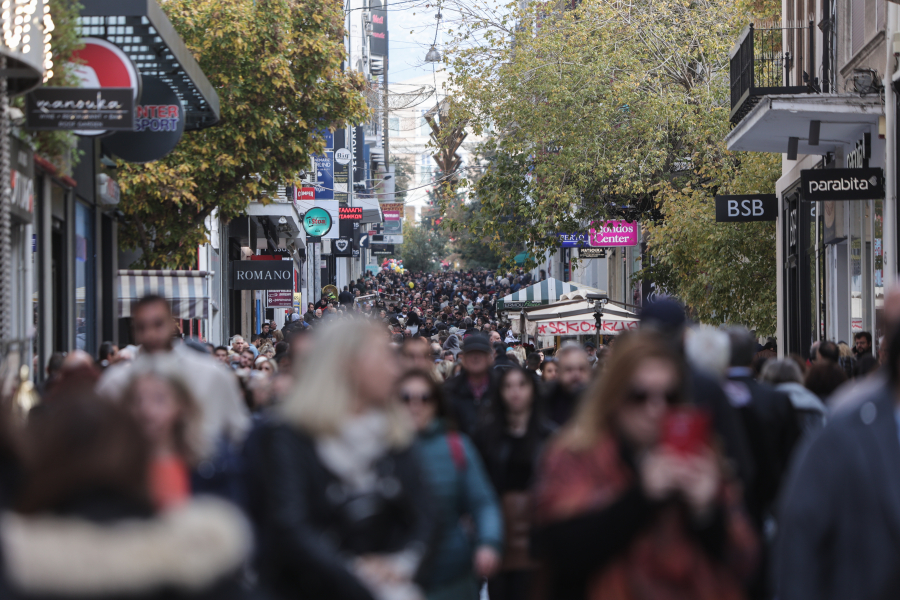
[253,424,437,600]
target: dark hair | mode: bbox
[526,352,542,369]
[275,341,290,355]
[214,345,229,354]
[133,294,171,316]
[817,341,840,363]
[804,362,847,400]
[725,327,756,367]
[398,369,456,429]
[98,341,117,362]
[482,367,546,455]
[18,390,152,514]
[855,331,873,346]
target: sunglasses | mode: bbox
[401,392,434,404]
[626,387,680,406]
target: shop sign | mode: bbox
[339,206,363,220]
[335,148,352,165]
[371,234,403,244]
[334,130,350,203]
[846,133,870,169]
[370,0,388,56]
[590,221,638,246]
[231,260,293,290]
[25,87,134,131]
[557,220,638,248]
[537,319,639,336]
[303,207,333,237]
[715,195,777,222]
[266,290,293,308]
[579,247,607,258]
[502,301,544,310]
[800,168,884,201]
[68,38,142,136]
[102,77,185,163]
[371,243,395,255]
[10,136,34,220]
[314,152,334,200]
[333,237,354,256]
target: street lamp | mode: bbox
[425,44,442,63]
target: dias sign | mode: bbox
[303,207,333,237]
[231,261,293,290]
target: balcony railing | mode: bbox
[729,21,817,125]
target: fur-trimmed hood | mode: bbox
[0,497,250,597]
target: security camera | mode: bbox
[586,293,609,301]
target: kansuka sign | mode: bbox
[537,319,639,336]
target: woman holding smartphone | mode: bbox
[532,331,758,600]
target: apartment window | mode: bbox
[389,117,400,135]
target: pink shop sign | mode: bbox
[589,221,638,247]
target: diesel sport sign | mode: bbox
[800,168,884,201]
[231,261,294,290]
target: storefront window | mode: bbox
[75,201,95,353]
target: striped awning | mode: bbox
[497,278,581,311]
[118,270,210,320]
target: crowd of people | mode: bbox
[3,268,900,600]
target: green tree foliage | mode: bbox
[116,0,368,268]
[442,0,778,331]
[396,219,447,272]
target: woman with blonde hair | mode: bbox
[121,355,203,511]
[254,319,436,600]
[531,331,758,600]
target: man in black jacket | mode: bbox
[541,344,592,427]
[724,327,801,531]
[443,334,498,435]
[338,286,355,307]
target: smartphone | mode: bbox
[660,407,712,455]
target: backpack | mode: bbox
[447,431,467,472]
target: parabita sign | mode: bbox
[231,261,294,290]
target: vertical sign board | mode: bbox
[381,202,404,236]
[334,129,350,204]
[715,195,778,222]
[370,0,388,56]
[354,126,366,189]
[314,152,334,200]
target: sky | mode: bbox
[386,0,447,84]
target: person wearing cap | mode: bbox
[443,334,499,436]
[583,341,598,368]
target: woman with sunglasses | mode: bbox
[398,369,503,600]
[474,367,555,600]
[532,331,757,600]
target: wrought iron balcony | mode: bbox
[729,22,817,125]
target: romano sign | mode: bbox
[800,168,884,201]
[231,260,293,290]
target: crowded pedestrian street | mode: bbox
[3,0,900,599]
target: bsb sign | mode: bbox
[715,195,777,223]
[800,168,884,201]
[231,260,293,290]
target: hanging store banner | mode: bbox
[102,76,185,163]
[314,152,334,200]
[266,290,293,308]
[334,129,350,203]
[25,87,134,131]
[370,0,388,56]
[579,247,607,259]
[67,37,142,136]
[589,221,638,247]
[715,194,777,222]
[340,206,363,220]
[800,168,885,201]
[231,260,294,290]
[303,207,333,237]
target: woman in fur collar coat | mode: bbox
[0,391,252,600]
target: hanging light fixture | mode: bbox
[425,44,442,63]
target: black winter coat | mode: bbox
[443,371,500,436]
[253,424,437,600]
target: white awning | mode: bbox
[118,270,210,320]
[725,94,882,155]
